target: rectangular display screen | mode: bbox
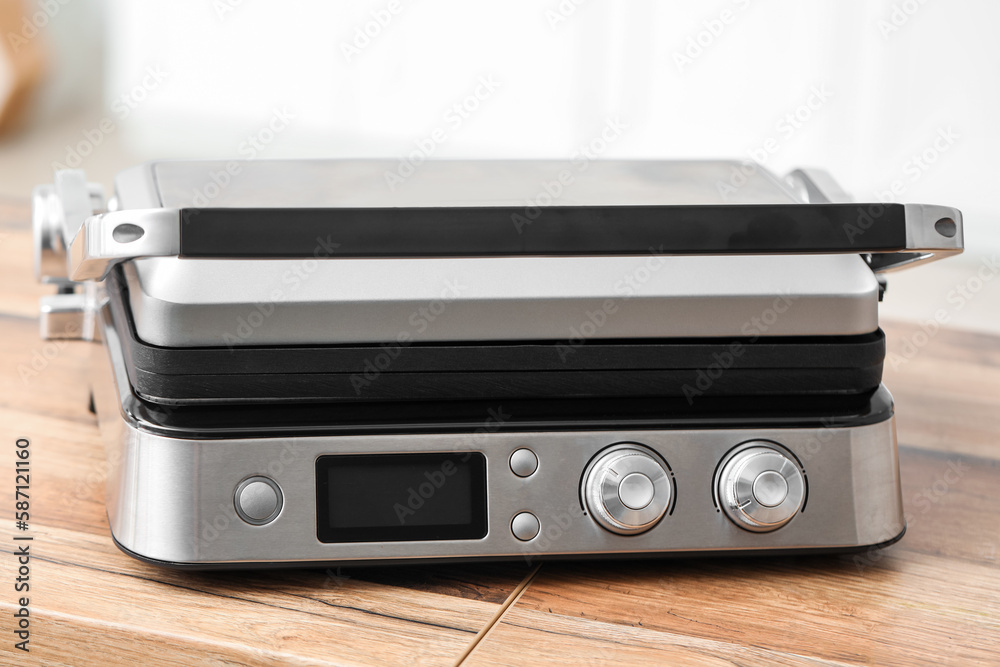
[316,453,488,543]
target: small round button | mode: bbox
[511,512,540,541]
[235,476,283,525]
[717,443,805,532]
[618,473,655,510]
[509,448,538,477]
[752,470,788,507]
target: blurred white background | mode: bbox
[1,0,998,330]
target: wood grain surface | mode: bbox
[0,201,997,666]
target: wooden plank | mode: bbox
[466,609,856,666]
[884,321,1000,461]
[467,448,1000,666]
[1,527,517,666]
[0,204,48,320]
[470,555,1000,665]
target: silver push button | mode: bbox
[509,448,538,477]
[618,473,655,510]
[234,476,283,525]
[582,444,671,535]
[718,443,805,532]
[511,512,540,541]
[752,470,788,507]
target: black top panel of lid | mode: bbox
[178,204,907,258]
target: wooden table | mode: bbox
[1,200,998,666]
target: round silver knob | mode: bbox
[582,444,671,535]
[717,443,805,532]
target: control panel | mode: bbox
[233,439,809,545]
[114,418,897,565]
